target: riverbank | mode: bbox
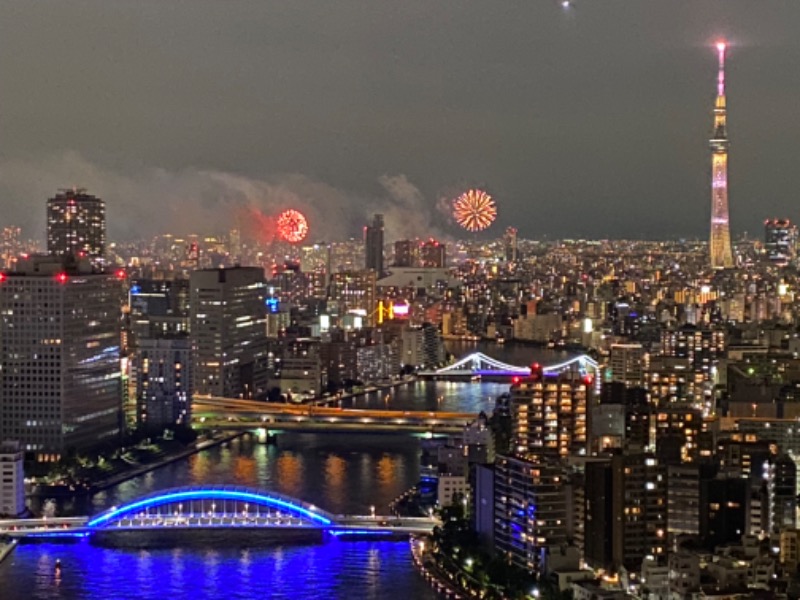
[304,376,418,407]
[29,432,241,500]
[0,539,17,565]
[89,432,242,493]
[411,536,465,599]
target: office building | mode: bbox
[364,213,385,277]
[0,256,123,460]
[46,188,106,265]
[190,267,268,399]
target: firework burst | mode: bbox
[277,209,309,243]
[453,189,497,232]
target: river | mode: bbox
[0,343,569,600]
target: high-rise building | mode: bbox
[584,452,667,572]
[190,267,268,399]
[47,188,106,266]
[709,42,735,269]
[420,239,446,268]
[0,256,123,460]
[364,214,384,277]
[510,370,589,461]
[393,240,416,267]
[764,219,797,266]
[494,455,567,575]
[134,337,192,431]
[609,343,645,387]
[328,270,377,326]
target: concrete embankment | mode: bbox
[0,540,18,564]
[88,433,242,493]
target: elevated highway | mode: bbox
[192,397,477,435]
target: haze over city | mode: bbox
[1,1,800,241]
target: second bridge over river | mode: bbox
[191,396,478,436]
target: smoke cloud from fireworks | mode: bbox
[0,152,453,244]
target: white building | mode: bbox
[0,441,25,516]
[437,474,469,508]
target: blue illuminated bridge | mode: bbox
[419,352,600,379]
[0,486,439,544]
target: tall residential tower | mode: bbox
[47,188,106,266]
[709,42,735,269]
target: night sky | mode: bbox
[0,1,798,242]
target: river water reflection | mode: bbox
[0,343,569,599]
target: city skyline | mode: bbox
[0,2,800,242]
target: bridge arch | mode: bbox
[86,485,335,529]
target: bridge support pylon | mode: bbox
[254,428,278,444]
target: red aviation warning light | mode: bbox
[55,273,69,284]
[582,374,594,386]
[115,269,127,280]
[512,376,521,385]
[0,272,6,283]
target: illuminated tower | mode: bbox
[709,42,734,269]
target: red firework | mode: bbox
[277,209,309,243]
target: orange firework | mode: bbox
[277,209,309,243]
[453,189,497,232]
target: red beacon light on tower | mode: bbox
[582,374,594,386]
[115,269,127,280]
[511,376,521,385]
[55,272,69,284]
[0,272,7,283]
[530,362,543,380]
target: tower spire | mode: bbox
[709,40,734,269]
[717,41,726,97]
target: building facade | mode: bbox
[190,267,268,399]
[46,188,106,265]
[0,256,123,460]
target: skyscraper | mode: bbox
[364,214,384,277]
[47,188,106,265]
[190,267,268,399]
[0,256,123,460]
[709,42,735,269]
